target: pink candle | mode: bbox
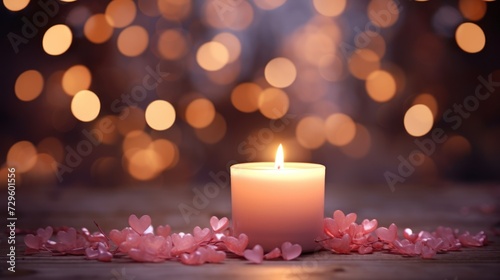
[230,145,325,252]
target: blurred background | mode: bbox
[1,0,499,192]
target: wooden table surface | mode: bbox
[1,183,499,279]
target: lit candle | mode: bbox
[230,144,325,252]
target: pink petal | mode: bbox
[358,245,373,254]
[210,216,229,233]
[324,218,340,238]
[171,233,197,255]
[264,247,281,259]
[221,233,248,256]
[281,242,302,261]
[24,234,41,250]
[362,219,378,234]
[85,247,99,260]
[193,226,212,243]
[243,245,264,264]
[156,225,171,237]
[36,226,53,243]
[128,214,152,235]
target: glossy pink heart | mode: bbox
[171,233,197,255]
[193,226,212,243]
[157,225,171,237]
[36,226,53,242]
[324,218,339,238]
[264,247,281,259]
[244,244,263,264]
[375,223,397,243]
[326,234,351,254]
[198,246,226,263]
[85,247,99,259]
[24,234,41,250]
[128,214,152,235]
[210,216,229,233]
[281,242,302,260]
[358,245,373,254]
[57,228,77,247]
[109,229,126,245]
[221,233,248,256]
[362,219,378,233]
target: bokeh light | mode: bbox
[71,90,101,122]
[254,0,287,10]
[15,70,44,102]
[368,0,399,28]
[264,57,297,88]
[196,41,229,71]
[185,98,216,129]
[404,104,434,137]
[231,83,262,113]
[84,14,113,44]
[42,24,73,56]
[296,116,326,149]
[3,0,30,11]
[413,93,438,119]
[258,88,289,119]
[348,49,380,80]
[158,29,188,60]
[459,0,486,21]
[325,113,356,146]
[365,70,396,102]
[340,124,372,158]
[7,141,37,173]
[455,22,486,53]
[158,0,192,21]
[117,25,149,57]
[145,100,176,131]
[62,65,92,96]
[313,0,346,17]
[213,32,241,63]
[194,113,227,144]
[105,0,137,28]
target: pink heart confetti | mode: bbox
[221,233,248,256]
[362,219,378,234]
[244,244,264,264]
[128,214,152,235]
[20,210,490,265]
[281,242,302,261]
[210,216,229,233]
[36,226,53,243]
[157,225,171,237]
[171,233,197,255]
[264,247,281,260]
[193,226,212,244]
[24,234,41,250]
[375,223,397,243]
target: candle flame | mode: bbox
[275,144,284,169]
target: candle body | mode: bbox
[230,162,325,252]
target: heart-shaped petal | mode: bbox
[128,214,152,235]
[157,225,171,237]
[36,226,53,242]
[281,242,302,260]
[264,247,281,260]
[362,219,378,234]
[24,234,41,250]
[358,245,373,254]
[403,228,418,243]
[324,218,340,238]
[244,244,264,264]
[85,247,99,259]
[171,233,197,255]
[210,216,229,233]
[193,226,212,243]
[375,223,397,243]
[221,233,248,256]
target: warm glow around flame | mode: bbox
[275,144,284,169]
